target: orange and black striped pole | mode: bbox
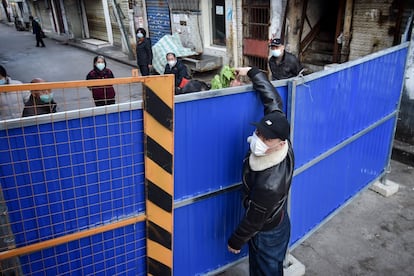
[143,75,175,276]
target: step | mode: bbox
[302,51,333,64]
[308,40,334,52]
[81,38,111,49]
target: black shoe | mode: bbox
[41,45,45,47]
[36,45,40,47]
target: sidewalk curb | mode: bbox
[44,30,137,68]
[391,140,414,167]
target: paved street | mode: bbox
[0,23,140,118]
[217,159,414,276]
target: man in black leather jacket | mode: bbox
[268,38,303,80]
[228,67,295,276]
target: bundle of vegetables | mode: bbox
[211,66,236,89]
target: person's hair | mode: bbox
[29,16,33,20]
[136,28,146,37]
[0,65,7,78]
[31,78,46,83]
[30,78,48,95]
[93,55,106,67]
[166,52,176,58]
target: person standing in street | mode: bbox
[268,38,302,80]
[86,55,116,106]
[135,28,153,76]
[29,16,45,47]
[227,67,295,276]
[22,78,57,117]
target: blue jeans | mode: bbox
[248,211,291,276]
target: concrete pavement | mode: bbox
[0,22,141,118]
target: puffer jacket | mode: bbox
[86,67,116,100]
[227,67,295,250]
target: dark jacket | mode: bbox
[269,51,303,80]
[22,95,57,117]
[136,38,153,66]
[86,67,116,100]
[227,67,295,250]
[31,19,42,35]
[164,60,189,88]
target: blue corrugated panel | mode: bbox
[146,0,171,46]
[292,48,407,168]
[174,87,288,200]
[174,190,247,276]
[290,118,395,244]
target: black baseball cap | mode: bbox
[269,38,282,47]
[252,111,290,140]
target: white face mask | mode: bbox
[248,131,269,156]
[96,63,105,71]
[137,33,144,39]
[272,49,282,57]
[168,60,177,67]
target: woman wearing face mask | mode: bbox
[0,65,31,119]
[86,55,116,106]
[268,38,303,81]
[135,28,153,76]
[163,52,190,94]
[22,78,57,117]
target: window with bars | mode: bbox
[242,0,270,71]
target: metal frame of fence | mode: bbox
[0,75,175,275]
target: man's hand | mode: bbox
[227,245,241,254]
[235,67,252,76]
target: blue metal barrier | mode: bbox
[0,107,147,275]
[0,43,407,275]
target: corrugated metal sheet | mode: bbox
[289,46,407,245]
[291,118,395,244]
[168,0,200,12]
[292,49,407,168]
[174,86,288,199]
[84,0,108,41]
[146,0,171,46]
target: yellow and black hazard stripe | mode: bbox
[143,76,174,276]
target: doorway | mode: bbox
[299,0,346,71]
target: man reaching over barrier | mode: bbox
[227,67,295,276]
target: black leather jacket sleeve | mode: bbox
[247,67,283,115]
[227,67,295,251]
